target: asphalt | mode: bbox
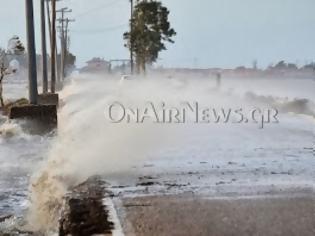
[116,194,315,236]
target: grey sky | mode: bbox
[0,0,314,68]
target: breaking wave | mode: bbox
[244,92,315,118]
[23,74,315,234]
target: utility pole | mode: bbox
[129,0,134,74]
[46,0,62,48]
[63,18,74,76]
[57,8,72,80]
[41,0,48,94]
[47,0,61,86]
[64,19,70,61]
[25,0,38,104]
[50,0,57,93]
[46,0,52,48]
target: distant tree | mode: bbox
[302,62,315,70]
[287,63,298,70]
[274,60,287,70]
[235,66,246,71]
[65,52,76,68]
[0,37,25,108]
[7,36,25,55]
[124,0,176,74]
[270,61,298,71]
[57,52,76,75]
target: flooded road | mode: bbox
[0,74,314,235]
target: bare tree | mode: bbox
[0,62,6,107]
[0,53,11,108]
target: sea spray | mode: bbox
[26,75,195,232]
[26,74,315,233]
[0,121,24,138]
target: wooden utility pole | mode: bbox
[130,0,134,74]
[46,0,52,48]
[47,0,61,85]
[64,19,69,61]
[57,8,72,80]
[63,18,74,77]
[50,0,57,93]
[41,0,48,93]
[25,0,38,104]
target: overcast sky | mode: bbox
[0,0,315,68]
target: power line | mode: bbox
[74,0,124,18]
[71,23,128,34]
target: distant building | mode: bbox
[80,57,110,73]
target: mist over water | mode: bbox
[0,73,314,233]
